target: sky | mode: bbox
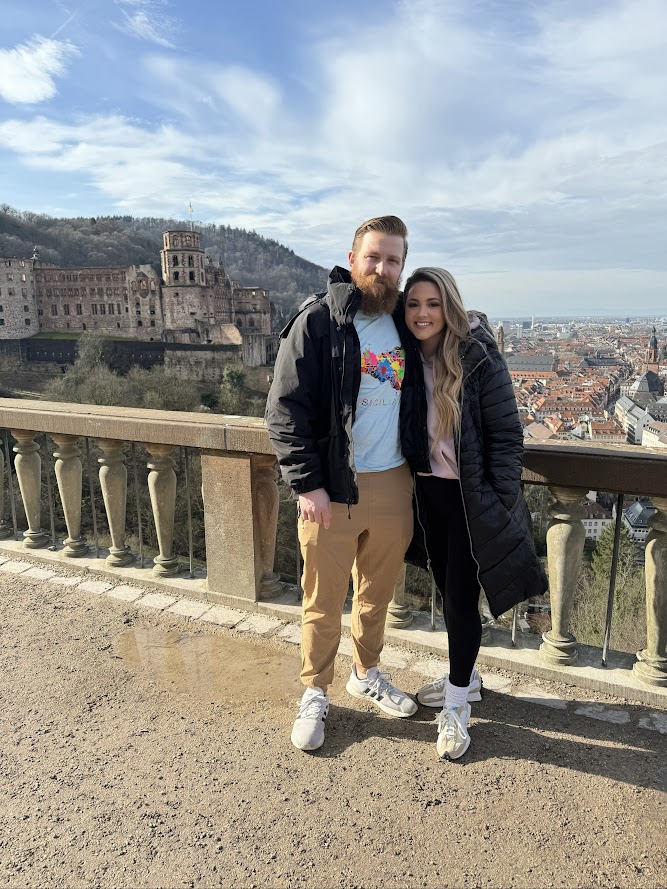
[1,0,667,316]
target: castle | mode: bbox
[0,230,278,367]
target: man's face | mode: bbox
[348,231,405,315]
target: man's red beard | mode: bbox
[352,271,401,316]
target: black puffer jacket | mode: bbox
[265,266,430,504]
[406,312,548,618]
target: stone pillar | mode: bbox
[252,455,282,600]
[11,429,48,548]
[539,485,587,666]
[633,495,667,687]
[98,438,133,567]
[51,433,88,557]
[0,446,13,539]
[386,563,413,628]
[146,444,180,576]
[201,451,280,602]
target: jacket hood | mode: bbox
[462,309,499,370]
[326,265,358,323]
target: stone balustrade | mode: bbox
[523,440,667,689]
[1,400,666,693]
[0,398,280,604]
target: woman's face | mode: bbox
[405,280,446,354]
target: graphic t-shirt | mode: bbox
[352,310,405,472]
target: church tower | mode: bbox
[646,326,659,373]
[496,322,505,355]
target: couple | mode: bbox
[265,215,546,760]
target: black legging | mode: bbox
[416,475,482,688]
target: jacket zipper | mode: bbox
[456,353,489,591]
[413,479,432,575]
[340,308,355,513]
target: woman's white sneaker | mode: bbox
[346,666,417,717]
[417,666,482,708]
[291,687,329,751]
[436,703,471,760]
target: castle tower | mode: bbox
[160,230,205,287]
[496,322,505,355]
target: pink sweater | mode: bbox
[419,358,459,479]
[418,315,480,480]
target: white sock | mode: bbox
[445,678,469,710]
[469,665,477,685]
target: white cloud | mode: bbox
[115,0,176,48]
[2,0,667,312]
[0,36,78,105]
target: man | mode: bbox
[266,215,427,751]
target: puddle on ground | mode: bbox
[114,628,303,705]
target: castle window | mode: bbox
[188,255,194,266]
[173,271,179,281]
[82,323,86,330]
[38,309,43,316]
[51,305,57,315]
[117,303,121,314]
[137,319,143,327]
[99,304,106,315]
[21,274,26,282]
[172,256,179,266]
[249,317,255,328]
[150,320,156,327]
[0,319,4,326]
[117,322,121,329]
[7,288,15,297]
[24,305,29,312]
[24,318,31,326]
[92,304,98,315]
[76,304,82,315]
[189,271,195,281]
[0,304,2,311]
[63,304,70,315]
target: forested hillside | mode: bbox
[0,206,328,319]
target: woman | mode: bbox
[403,267,547,761]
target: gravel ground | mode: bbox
[0,571,665,889]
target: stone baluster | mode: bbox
[11,430,49,548]
[146,443,179,576]
[539,485,588,666]
[633,495,667,687]
[97,438,133,567]
[252,455,282,600]
[51,433,88,557]
[0,445,13,539]
[386,563,413,628]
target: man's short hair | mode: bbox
[351,215,409,264]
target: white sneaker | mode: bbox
[417,666,483,708]
[346,666,417,718]
[291,687,329,751]
[436,703,471,760]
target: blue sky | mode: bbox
[1,0,667,316]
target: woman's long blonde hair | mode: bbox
[404,267,471,442]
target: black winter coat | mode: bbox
[406,313,548,618]
[265,266,430,505]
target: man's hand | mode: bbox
[298,488,332,529]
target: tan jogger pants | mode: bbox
[298,462,414,690]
